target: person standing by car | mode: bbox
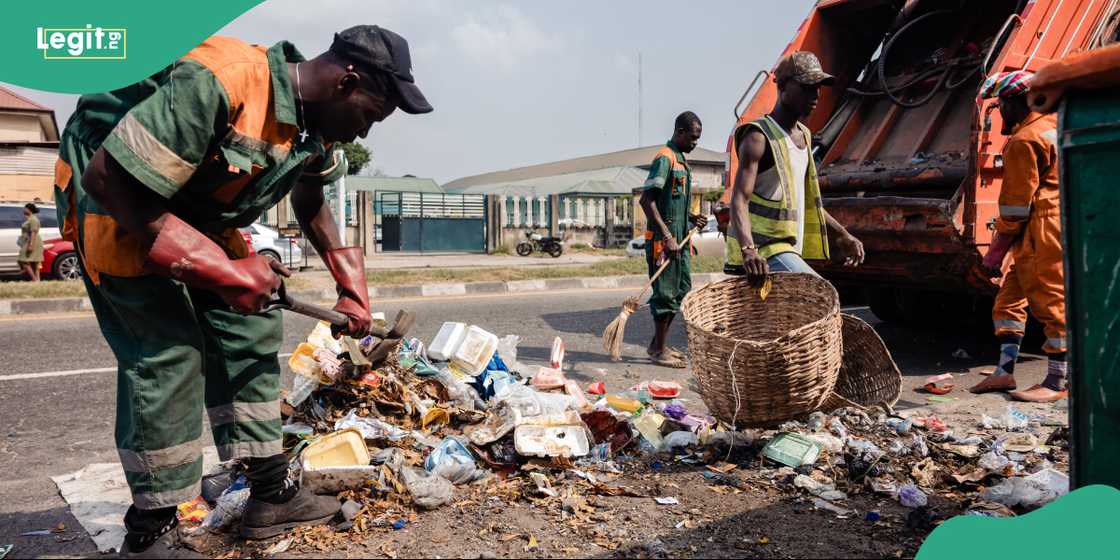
[638,111,707,369]
[18,203,43,281]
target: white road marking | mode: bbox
[0,353,294,382]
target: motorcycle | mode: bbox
[516,230,564,258]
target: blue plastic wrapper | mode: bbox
[487,352,508,373]
[424,437,476,472]
[392,519,407,530]
[470,353,513,400]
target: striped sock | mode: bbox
[1042,352,1068,391]
[994,334,1023,377]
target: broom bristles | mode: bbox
[602,297,640,361]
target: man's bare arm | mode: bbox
[731,130,768,281]
[291,179,344,255]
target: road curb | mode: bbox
[0,272,733,316]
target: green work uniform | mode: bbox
[53,37,346,509]
[18,214,43,263]
[641,142,693,319]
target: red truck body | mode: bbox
[724,0,1115,320]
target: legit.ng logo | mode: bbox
[36,25,126,60]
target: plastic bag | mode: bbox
[335,411,410,442]
[495,383,573,418]
[981,469,1069,508]
[897,484,928,508]
[425,437,485,484]
[497,335,528,374]
[401,467,453,510]
[436,368,485,410]
[978,451,1012,472]
[660,431,699,451]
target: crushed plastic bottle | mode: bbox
[829,418,849,441]
[200,487,250,531]
[897,484,928,508]
[1003,405,1030,431]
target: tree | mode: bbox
[339,142,371,175]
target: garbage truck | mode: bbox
[723,0,1117,325]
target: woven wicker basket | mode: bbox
[821,314,903,411]
[682,274,843,427]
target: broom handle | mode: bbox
[635,228,698,301]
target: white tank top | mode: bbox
[754,116,809,254]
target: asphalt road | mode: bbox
[0,288,1054,557]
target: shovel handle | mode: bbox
[263,283,349,328]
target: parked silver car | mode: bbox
[240,223,304,268]
[0,203,61,275]
[626,216,724,258]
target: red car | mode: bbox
[42,238,80,281]
[42,231,255,281]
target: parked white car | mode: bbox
[241,223,304,268]
[0,203,61,275]
[626,216,724,258]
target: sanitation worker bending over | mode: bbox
[53,25,432,558]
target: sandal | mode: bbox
[647,347,686,359]
[651,350,687,369]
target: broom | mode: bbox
[602,228,698,361]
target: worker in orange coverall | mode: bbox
[969,70,1067,403]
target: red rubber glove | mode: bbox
[146,214,289,313]
[982,232,1015,276]
[322,247,371,337]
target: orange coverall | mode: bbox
[992,112,1066,353]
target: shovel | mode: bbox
[263,283,416,364]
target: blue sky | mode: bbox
[6,0,815,183]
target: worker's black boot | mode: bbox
[240,454,340,540]
[119,506,203,559]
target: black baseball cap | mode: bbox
[329,25,433,114]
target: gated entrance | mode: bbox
[378,191,486,253]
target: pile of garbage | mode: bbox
[755,404,1070,523]
[176,319,750,550]
[172,318,1070,553]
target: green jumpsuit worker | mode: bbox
[638,112,706,369]
[54,26,432,557]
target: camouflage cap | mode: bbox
[773,51,836,86]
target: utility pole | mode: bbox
[637,52,643,147]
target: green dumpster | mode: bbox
[1059,86,1120,490]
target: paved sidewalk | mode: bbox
[364,252,622,269]
[0,273,728,316]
